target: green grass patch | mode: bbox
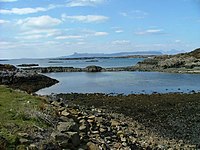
[0,85,50,148]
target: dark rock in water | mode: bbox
[85,65,102,72]
[48,61,63,64]
[9,73,58,93]
[17,64,39,67]
[85,60,99,62]
[0,64,58,93]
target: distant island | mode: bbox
[64,51,163,58]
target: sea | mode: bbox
[1,58,200,95]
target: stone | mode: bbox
[117,130,124,137]
[85,65,102,72]
[68,108,78,115]
[28,144,37,150]
[122,142,127,147]
[79,124,87,131]
[121,137,126,142]
[111,119,120,127]
[17,132,29,138]
[51,101,60,107]
[100,128,106,133]
[61,109,70,117]
[57,120,78,132]
[87,119,94,123]
[58,107,65,112]
[53,132,68,141]
[19,138,30,144]
[59,116,70,122]
[52,131,80,147]
[88,115,95,119]
[113,142,122,149]
[67,132,80,147]
[87,142,100,150]
[91,130,99,134]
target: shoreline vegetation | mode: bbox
[0,48,200,149]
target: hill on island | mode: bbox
[64,51,163,58]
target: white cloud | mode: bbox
[115,30,123,33]
[93,32,108,36]
[62,14,108,23]
[175,40,181,43]
[17,16,62,28]
[0,0,17,2]
[0,5,58,15]
[111,27,124,33]
[112,40,130,45]
[0,7,46,15]
[135,29,164,35]
[66,0,105,7]
[20,29,61,37]
[120,10,148,19]
[16,34,46,40]
[77,42,86,45]
[0,19,10,24]
[16,29,61,40]
[55,35,83,40]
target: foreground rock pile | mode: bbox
[17,95,197,149]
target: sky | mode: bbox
[0,0,200,58]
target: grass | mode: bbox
[0,85,51,149]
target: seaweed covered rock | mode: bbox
[85,65,102,72]
[0,64,58,93]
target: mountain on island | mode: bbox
[65,51,163,58]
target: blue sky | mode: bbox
[0,0,200,58]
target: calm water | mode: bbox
[0,58,144,68]
[37,72,200,95]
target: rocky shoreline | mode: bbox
[44,94,199,149]
[0,64,58,93]
[2,90,198,149]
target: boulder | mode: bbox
[57,120,78,132]
[85,65,102,72]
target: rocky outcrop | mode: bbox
[23,65,136,73]
[0,64,16,71]
[0,64,58,93]
[85,65,102,72]
[17,64,39,67]
[135,48,200,73]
